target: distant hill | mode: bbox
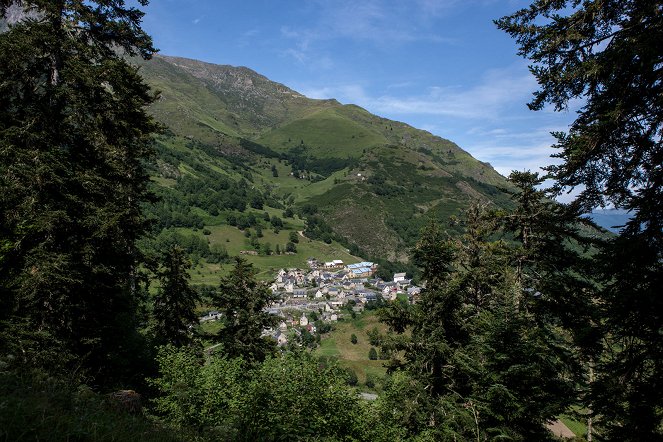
[135,55,514,267]
[588,209,630,233]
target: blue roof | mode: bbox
[347,262,373,269]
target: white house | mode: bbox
[393,272,407,283]
[299,313,309,327]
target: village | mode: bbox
[200,257,421,348]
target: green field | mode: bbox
[179,220,361,284]
[316,312,389,387]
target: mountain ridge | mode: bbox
[137,54,514,263]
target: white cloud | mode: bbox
[297,64,537,120]
[279,0,457,66]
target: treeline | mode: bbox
[140,229,230,264]
[145,171,283,230]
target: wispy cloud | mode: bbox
[299,64,537,120]
[279,0,457,65]
[237,29,260,47]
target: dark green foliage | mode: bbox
[0,0,156,383]
[368,347,378,360]
[239,138,280,158]
[249,195,263,210]
[288,230,299,243]
[211,258,279,362]
[498,3,663,439]
[0,368,193,442]
[269,215,283,229]
[351,333,358,345]
[345,368,359,386]
[152,246,199,347]
[285,241,297,253]
[303,215,335,243]
[141,229,229,264]
[496,1,662,228]
[379,202,580,440]
[150,348,368,441]
[283,144,358,177]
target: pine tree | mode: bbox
[0,1,156,381]
[498,3,662,438]
[380,206,578,440]
[211,257,279,362]
[153,246,199,347]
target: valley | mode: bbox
[137,55,515,276]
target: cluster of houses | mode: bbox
[200,257,421,348]
[262,258,420,346]
[270,259,418,304]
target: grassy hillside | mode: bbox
[316,312,390,387]
[134,54,516,271]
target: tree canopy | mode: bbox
[498,2,663,439]
[0,0,156,382]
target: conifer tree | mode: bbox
[381,206,577,440]
[0,1,156,381]
[153,246,199,347]
[498,3,662,438]
[211,257,279,362]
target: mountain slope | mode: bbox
[137,55,512,263]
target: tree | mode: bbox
[368,347,378,360]
[236,352,365,440]
[152,246,199,347]
[350,333,358,345]
[250,195,263,210]
[498,3,663,439]
[285,242,297,253]
[0,0,156,380]
[379,208,578,440]
[288,231,299,243]
[211,257,279,362]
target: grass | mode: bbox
[257,107,387,158]
[560,416,587,438]
[559,407,589,439]
[315,311,388,386]
[176,222,361,284]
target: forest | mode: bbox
[0,1,661,441]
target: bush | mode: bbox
[0,368,190,442]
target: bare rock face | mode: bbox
[156,55,308,130]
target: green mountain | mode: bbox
[137,55,512,268]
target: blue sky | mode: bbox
[141,0,577,178]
